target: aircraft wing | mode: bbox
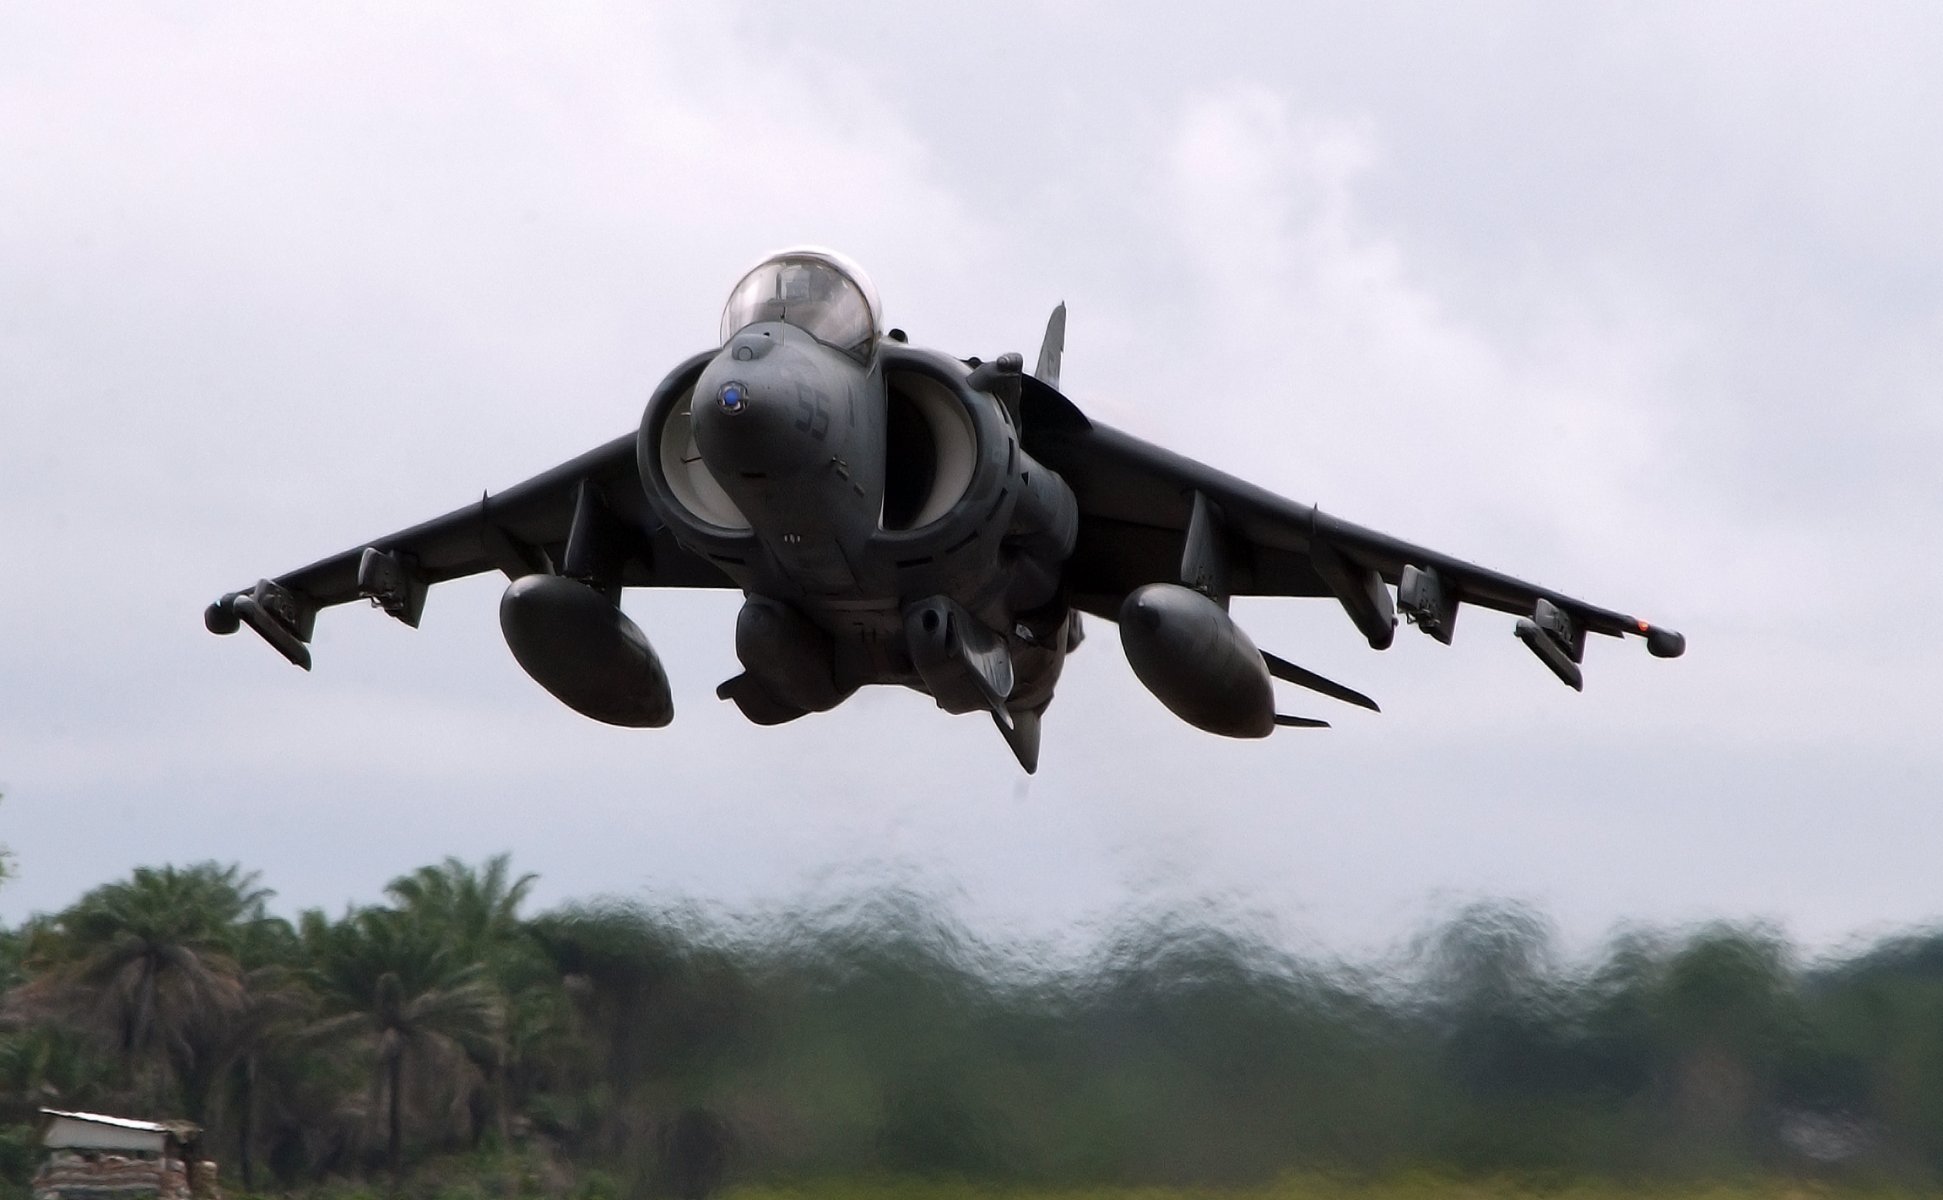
[1019,380,1684,678]
[207,433,734,668]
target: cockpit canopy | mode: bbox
[719,247,882,361]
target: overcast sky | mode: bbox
[3,3,1939,960]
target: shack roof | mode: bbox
[40,1110,201,1153]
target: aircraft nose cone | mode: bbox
[692,370,800,476]
[715,379,752,416]
[688,325,855,482]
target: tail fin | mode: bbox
[1034,303,1066,390]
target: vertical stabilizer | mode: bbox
[1034,303,1066,390]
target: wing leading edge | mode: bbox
[206,433,733,668]
[1019,377,1684,685]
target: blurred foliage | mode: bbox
[0,794,11,895]
[720,1179,1925,1200]
[6,861,1943,1198]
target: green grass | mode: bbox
[223,1151,1923,1200]
[723,1178,1910,1200]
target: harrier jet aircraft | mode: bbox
[208,247,1684,772]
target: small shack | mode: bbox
[33,1110,218,1200]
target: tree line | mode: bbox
[4,857,1943,1196]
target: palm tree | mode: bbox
[302,906,505,1176]
[527,901,749,1192]
[0,1021,112,1124]
[384,854,538,968]
[11,863,267,1116]
[0,917,28,995]
[207,918,312,1190]
[384,855,551,1145]
[527,903,691,1134]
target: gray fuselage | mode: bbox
[635,322,1081,726]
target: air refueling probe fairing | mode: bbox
[209,248,1684,772]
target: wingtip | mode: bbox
[1638,621,1686,658]
[1653,630,1686,659]
[205,596,241,636]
